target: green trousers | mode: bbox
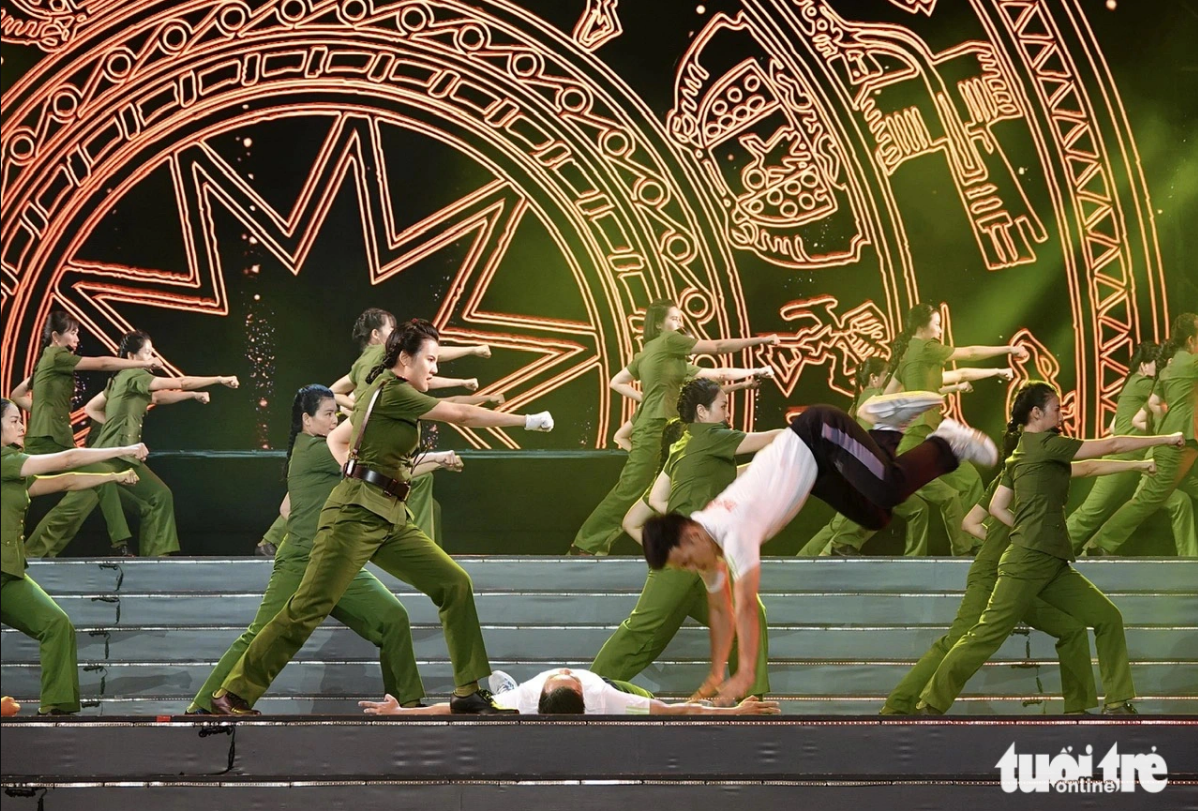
[407,473,440,545]
[607,678,655,699]
[1091,443,1198,555]
[222,504,490,704]
[797,495,931,556]
[920,544,1134,712]
[190,542,422,711]
[572,421,664,555]
[115,462,180,556]
[881,561,1097,714]
[24,437,131,552]
[824,469,977,555]
[1,573,80,713]
[590,567,770,696]
[1067,455,1195,555]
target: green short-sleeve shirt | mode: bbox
[1007,431,1085,560]
[28,346,84,448]
[1113,373,1155,437]
[92,369,156,460]
[971,473,1014,571]
[895,338,954,437]
[665,422,746,516]
[329,370,441,524]
[350,344,386,403]
[627,331,699,431]
[284,433,342,552]
[1,446,33,578]
[1158,349,1198,443]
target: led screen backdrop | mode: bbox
[1,0,1193,453]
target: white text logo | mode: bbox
[996,743,1168,793]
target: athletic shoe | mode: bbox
[859,391,944,431]
[931,418,999,467]
[449,688,519,715]
[255,541,277,558]
[487,670,518,696]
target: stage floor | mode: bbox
[2,715,1196,810]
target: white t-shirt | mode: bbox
[494,668,653,715]
[690,428,818,589]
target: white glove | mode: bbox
[524,411,554,432]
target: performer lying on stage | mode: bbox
[359,668,780,716]
[639,394,998,705]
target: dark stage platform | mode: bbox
[2,715,1196,810]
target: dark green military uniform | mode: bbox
[23,345,130,553]
[573,330,699,555]
[30,369,179,557]
[1067,372,1194,552]
[797,386,931,556]
[882,475,1097,714]
[1092,351,1198,555]
[1,446,80,713]
[190,432,422,711]
[220,371,491,704]
[921,431,1135,712]
[351,344,439,542]
[825,339,982,555]
[590,422,770,696]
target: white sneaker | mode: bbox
[931,418,999,467]
[487,670,518,696]
[859,391,944,431]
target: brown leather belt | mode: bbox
[344,462,410,501]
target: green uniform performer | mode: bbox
[882,476,1097,714]
[920,430,1134,713]
[23,344,131,554]
[218,371,492,708]
[573,330,699,555]
[825,338,982,555]
[30,369,180,557]
[189,430,422,712]
[1067,371,1194,554]
[1,446,81,714]
[1091,349,1198,556]
[591,422,770,695]
[351,344,439,542]
[797,385,931,556]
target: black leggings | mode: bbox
[789,405,959,531]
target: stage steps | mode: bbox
[2,557,1196,716]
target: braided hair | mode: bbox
[109,330,153,385]
[39,311,81,358]
[642,298,677,343]
[351,308,396,350]
[284,384,335,479]
[366,319,440,384]
[850,357,888,417]
[1002,380,1058,459]
[882,303,937,389]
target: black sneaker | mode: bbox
[449,688,518,715]
[255,542,277,558]
[1102,701,1138,715]
[915,703,944,716]
[113,543,135,558]
[830,543,858,557]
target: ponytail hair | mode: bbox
[351,308,396,350]
[1159,313,1198,367]
[655,418,686,476]
[642,298,677,343]
[1002,380,1058,459]
[112,330,152,383]
[1121,341,1159,396]
[882,303,937,388]
[366,319,439,384]
[40,311,81,353]
[285,384,335,478]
